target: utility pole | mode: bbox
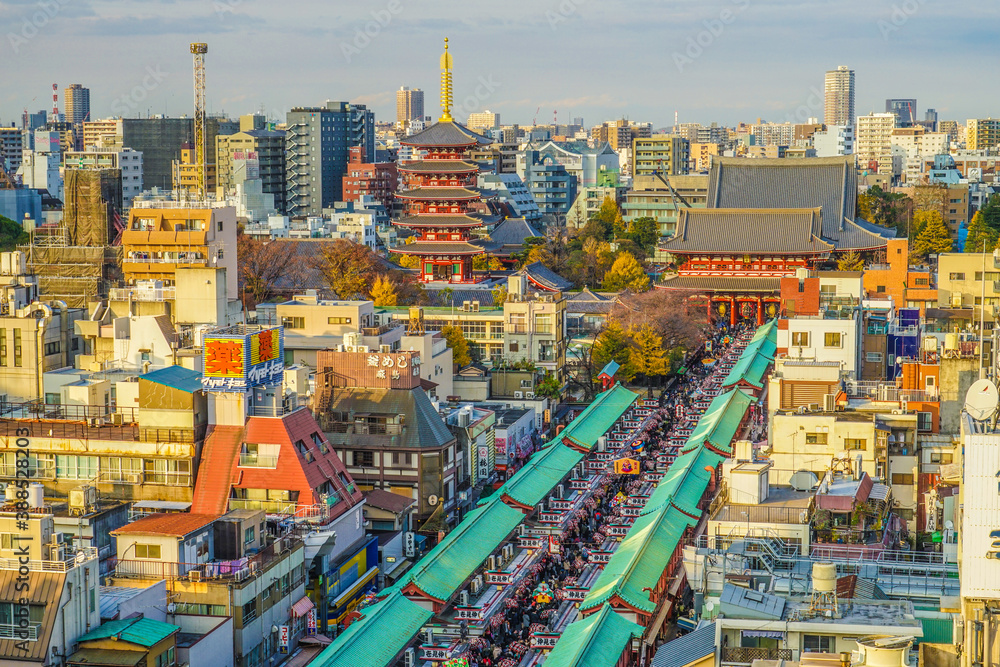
[190,43,208,198]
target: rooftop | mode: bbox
[111,512,217,537]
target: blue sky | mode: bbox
[1,0,997,129]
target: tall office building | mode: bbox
[396,87,424,127]
[885,99,917,128]
[285,101,375,217]
[824,66,855,127]
[217,118,287,213]
[64,84,91,125]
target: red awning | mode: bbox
[291,596,315,618]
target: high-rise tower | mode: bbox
[824,66,855,128]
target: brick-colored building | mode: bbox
[862,238,937,313]
[341,145,398,212]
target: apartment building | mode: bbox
[0,511,101,665]
[108,512,308,667]
[856,112,898,177]
[689,142,719,172]
[890,127,949,184]
[966,118,1000,150]
[122,204,238,300]
[749,122,795,147]
[467,110,500,130]
[631,135,688,176]
[341,145,397,213]
[622,174,708,239]
[216,125,287,213]
[285,102,375,216]
[0,126,23,173]
[64,147,144,207]
[396,87,424,128]
[824,66,855,127]
[811,124,854,157]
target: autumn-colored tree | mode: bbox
[396,254,421,269]
[491,285,508,306]
[628,323,669,395]
[579,238,614,286]
[603,252,650,292]
[592,321,635,382]
[237,236,305,308]
[314,240,384,299]
[370,275,398,307]
[836,250,865,271]
[965,211,997,253]
[612,210,627,238]
[911,210,953,259]
[610,290,704,362]
[472,254,503,270]
[441,325,472,368]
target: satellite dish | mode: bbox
[789,470,820,492]
[167,603,176,614]
[428,495,439,506]
[965,379,999,421]
[945,521,954,530]
[705,600,715,612]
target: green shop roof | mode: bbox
[682,389,753,455]
[77,617,180,648]
[583,505,696,613]
[493,442,583,508]
[311,590,432,667]
[542,603,643,667]
[641,449,719,518]
[402,498,524,601]
[560,384,639,450]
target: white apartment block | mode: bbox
[812,125,854,157]
[856,112,898,176]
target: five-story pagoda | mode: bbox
[391,39,493,283]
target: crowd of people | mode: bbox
[457,319,760,667]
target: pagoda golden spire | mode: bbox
[439,37,454,122]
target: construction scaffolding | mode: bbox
[22,170,124,308]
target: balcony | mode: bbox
[847,381,938,403]
[238,454,278,468]
[721,648,793,664]
[112,536,301,583]
[0,623,40,641]
[0,546,97,573]
[108,286,177,302]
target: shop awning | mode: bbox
[743,630,785,638]
[291,595,315,618]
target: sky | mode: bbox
[2,0,999,129]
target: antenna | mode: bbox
[964,378,999,421]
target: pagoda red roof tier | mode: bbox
[389,241,485,256]
[394,214,486,229]
[398,160,479,174]
[396,187,482,201]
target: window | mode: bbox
[820,284,836,294]
[244,527,255,545]
[282,317,305,329]
[844,439,867,451]
[534,314,553,334]
[217,220,224,232]
[134,543,162,559]
[917,411,933,431]
[327,316,352,325]
[891,473,914,485]
[791,332,809,346]
[391,451,412,467]
[144,459,191,485]
[44,341,60,355]
[56,455,98,480]
[876,285,886,293]
[352,450,374,467]
[155,646,176,667]
[13,329,21,367]
[865,352,883,363]
[101,457,143,482]
[804,635,834,653]
[915,278,928,286]
[930,452,953,464]
[242,599,258,623]
[0,328,5,367]
[805,433,828,445]
[824,332,842,348]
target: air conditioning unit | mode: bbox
[597,436,607,452]
[555,484,564,499]
[188,570,202,582]
[823,394,836,412]
[487,555,496,570]
[47,543,64,561]
[797,405,809,414]
[459,590,469,606]
[514,391,523,399]
[380,345,391,353]
[404,648,416,667]
[470,576,483,595]
[112,412,124,426]
[900,401,909,412]
[525,392,535,399]
[799,510,810,524]
[891,409,903,415]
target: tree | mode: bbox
[603,252,650,292]
[592,321,635,382]
[612,210,627,238]
[911,209,942,239]
[625,216,660,252]
[237,236,304,308]
[965,211,997,253]
[0,216,28,252]
[314,240,383,299]
[370,275,398,307]
[397,254,421,269]
[837,250,865,271]
[911,210,953,259]
[628,323,669,396]
[610,289,704,357]
[473,254,502,270]
[491,285,508,306]
[980,194,1000,233]
[441,325,471,368]
[535,373,561,400]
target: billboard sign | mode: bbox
[202,326,284,392]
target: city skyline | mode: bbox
[2,0,999,128]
